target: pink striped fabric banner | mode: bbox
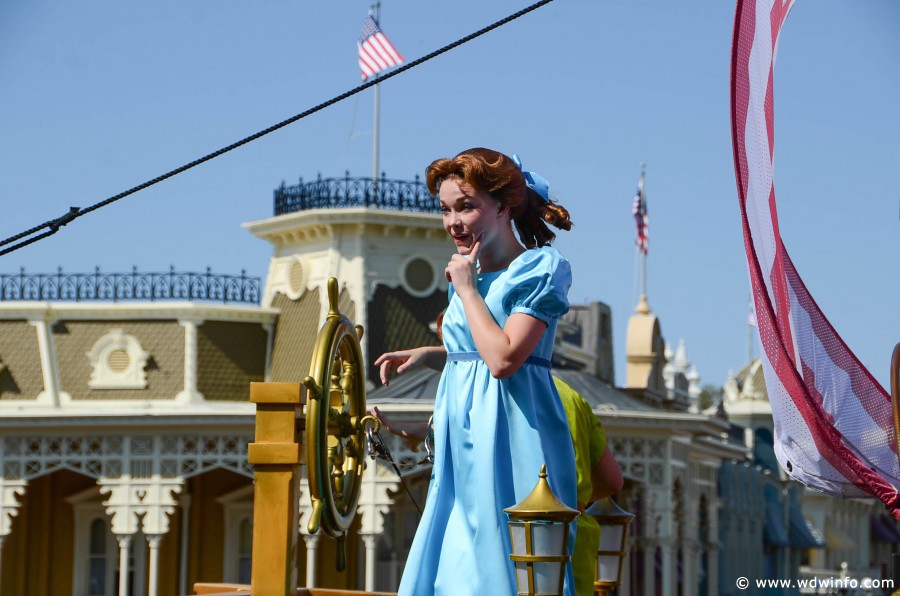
[730,0,900,515]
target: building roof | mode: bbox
[368,366,658,414]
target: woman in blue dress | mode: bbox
[375,148,578,596]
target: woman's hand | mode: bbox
[445,237,481,297]
[369,406,430,451]
[374,347,430,386]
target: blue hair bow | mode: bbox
[512,154,550,202]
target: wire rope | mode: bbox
[0,0,557,257]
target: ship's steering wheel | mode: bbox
[304,277,374,571]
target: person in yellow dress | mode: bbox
[553,377,623,595]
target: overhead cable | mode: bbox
[0,0,557,257]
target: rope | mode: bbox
[0,0,557,258]
[366,427,425,517]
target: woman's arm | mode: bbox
[374,345,447,386]
[459,297,545,379]
[590,447,624,501]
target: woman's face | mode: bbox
[439,178,505,256]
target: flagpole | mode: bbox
[639,163,647,300]
[372,1,381,194]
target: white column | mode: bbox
[147,535,163,596]
[263,323,274,382]
[176,320,204,403]
[356,462,399,591]
[362,534,378,592]
[117,535,133,596]
[707,543,720,596]
[389,552,399,590]
[0,479,26,537]
[643,542,655,596]
[620,548,632,596]
[681,539,696,596]
[708,496,720,596]
[661,540,674,596]
[29,318,63,406]
[179,494,192,596]
[0,479,26,592]
[303,532,320,587]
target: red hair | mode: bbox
[425,148,572,248]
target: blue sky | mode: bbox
[1,0,897,389]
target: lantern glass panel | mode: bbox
[510,522,527,554]
[534,561,563,594]
[598,525,624,551]
[531,521,566,556]
[515,562,529,591]
[597,554,621,583]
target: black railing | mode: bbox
[274,173,441,216]
[0,267,261,304]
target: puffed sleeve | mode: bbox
[501,246,571,325]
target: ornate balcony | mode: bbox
[0,267,261,304]
[274,173,440,216]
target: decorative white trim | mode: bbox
[0,398,257,416]
[0,302,279,324]
[87,329,150,390]
[243,207,445,246]
[99,475,183,536]
[0,478,26,537]
[29,318,66,406]
[1,433,253,483]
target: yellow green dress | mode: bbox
[554,377,608,596]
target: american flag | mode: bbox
[632,172,648,255]
[731,0,899,513]
[357,15,404,81]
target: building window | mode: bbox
[69,488,148,596]
[400,257,437,297]
[288,259,306,297]
[88,518,109,596]
[217,485,255,584]
[86,329,150,389]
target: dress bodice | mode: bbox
[441,245,571,360]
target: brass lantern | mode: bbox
[585,497,634,595]
[504,465,580,596]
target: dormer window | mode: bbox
[86,329,149,390]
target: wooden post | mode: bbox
[248,382,306,596]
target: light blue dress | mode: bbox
[399,246,578,596]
